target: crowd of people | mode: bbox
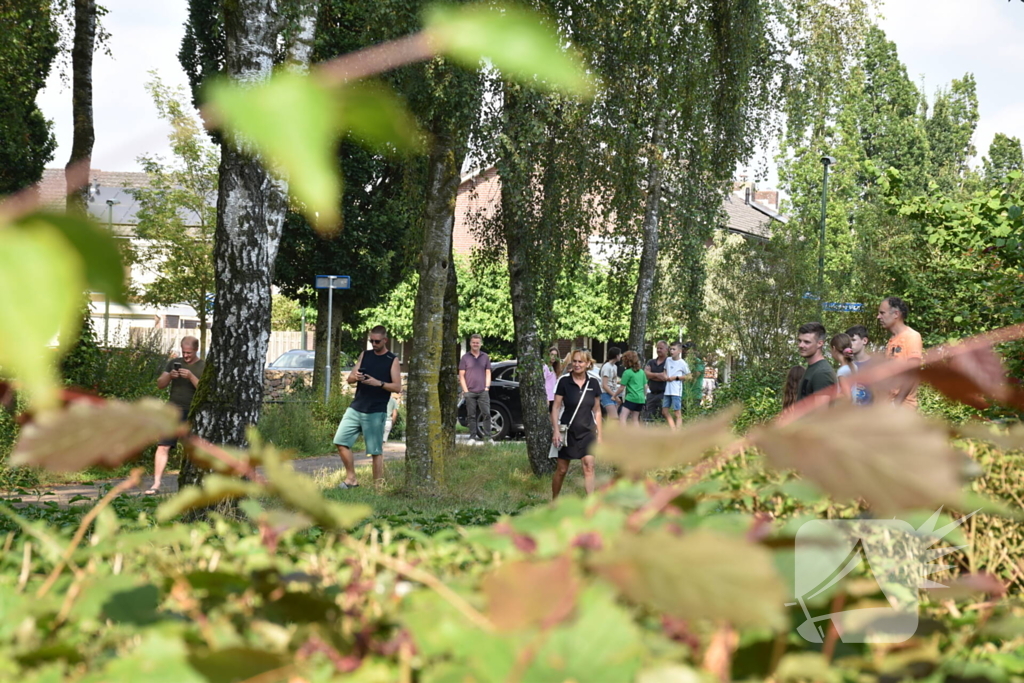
[784,296,923,414]
[150,296,923,498]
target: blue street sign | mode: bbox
[822,302,864,312]
[315,275,351,290]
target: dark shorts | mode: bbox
[158,404,190,448]
[622,400,644,413]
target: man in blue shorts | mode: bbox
[334,325,401,488]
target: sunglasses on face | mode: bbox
[370,338,385,345]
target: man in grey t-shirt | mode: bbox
[459,334,492,444]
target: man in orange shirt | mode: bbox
[877,296,923,406]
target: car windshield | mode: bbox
[272,352,314,369]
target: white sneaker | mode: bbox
[466,438,479,445]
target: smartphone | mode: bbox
[172,361,182,371]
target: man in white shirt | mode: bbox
[662,341,691,431]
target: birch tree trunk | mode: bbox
[628,116,666,354]
[65,0,97,215]
[405,133,464,488]
[184,0,316,486]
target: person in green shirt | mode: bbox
[683,343,705,412]
[618,350,647,425]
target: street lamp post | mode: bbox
[818,156,836,306]
[314,275,351,401]
[104,199,121,346]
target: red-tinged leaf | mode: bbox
[593,406,740,475]
[480,555,578,631]
[919,342,1023,409]
[927,573,1006,600]
[10,398,183,471]
[750,402,963,514]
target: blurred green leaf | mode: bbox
[0,220,83,408]
[188,647,289,682]
[775,653,841,683]
[23,212,128,304]
[82,632,204,683]
[339,81,424,153]
[206,71,343,231]
[11,398,183,471]
[593,529,786,629]
[157,475,266,522]
[425,3,595,95]
[259,441,371,530]
[525,583,644,683]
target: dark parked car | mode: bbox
[268,349,315,371]
[457,360,524,440]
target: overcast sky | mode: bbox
[36,0,1024,184]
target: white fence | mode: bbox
[129,328,312,365]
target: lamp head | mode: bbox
[820,156,837,167]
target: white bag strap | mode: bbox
[564,377,589,428]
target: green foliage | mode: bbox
[983,133,1024,188]
[131,74,217,354]
[269,293,316,331]
[885,167,1024,338]
[0,0,58,195]
[362,254,632,343]
[257,390,352,456]
[705,365,783,433]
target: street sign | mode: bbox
[822,302,864,312]
[315,275,350,290]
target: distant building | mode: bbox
[34,169,205,344]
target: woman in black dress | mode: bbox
[550,348,603,498]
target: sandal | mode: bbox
[143,487,161,495]
[338,481,360,489]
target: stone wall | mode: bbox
[264,370,313,401]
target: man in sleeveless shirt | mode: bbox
[333,325,401,488]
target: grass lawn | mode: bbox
[314,440,613,528]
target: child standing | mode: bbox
[618,350,647,425]
[662,341,691,431]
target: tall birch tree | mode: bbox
[181,0,318,486]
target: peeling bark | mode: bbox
[405,132,464,488]
[65,0,97,215]
[183,0,316,487]
[628,114,665,354]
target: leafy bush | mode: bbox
[259,389,353,456]
[705,365,783,432]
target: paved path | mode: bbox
[2,442,407,507]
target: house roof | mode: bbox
[720,192,786,241]
[33,169,213,228]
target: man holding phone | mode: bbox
[151,336,205,494]
[334,325,401,489]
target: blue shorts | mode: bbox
[662,395,682,411]
[600,392,617,407]
[333,407,386,455]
